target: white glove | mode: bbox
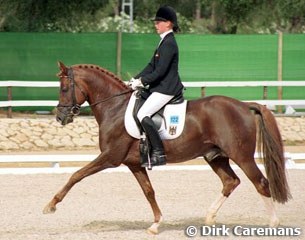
[128,77,144,90]
[128,77,136,87]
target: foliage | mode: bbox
[0,0,304,33]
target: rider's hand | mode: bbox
[128,77,136,87]
[128,77,143,90]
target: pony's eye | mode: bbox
[60,78,70,92]
[60,82,69,92]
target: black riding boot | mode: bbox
[140,116,166,167]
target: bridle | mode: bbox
[57,67,132,117]
[57,67,86,117]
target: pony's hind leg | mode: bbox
[128,165,163,235]
[205,157,240,225]
[237,159,279,227]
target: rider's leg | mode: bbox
[137,92,173,166]
[141,116,166,165]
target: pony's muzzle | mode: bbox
[56,106,74,125]
[56,114,73,125]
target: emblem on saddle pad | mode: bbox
[124,91,187,140]
[169,115,179,135]
[169,125,177,135]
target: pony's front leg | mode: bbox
[43,152,117,214]
[128,165,163,235]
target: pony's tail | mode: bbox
[248,102,292,204]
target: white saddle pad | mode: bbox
[124,91,187,140]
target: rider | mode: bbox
[129,5,184,167]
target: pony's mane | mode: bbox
[74,64,129,89]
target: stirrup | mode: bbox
[141,150,166,170]
[204,148,222,162]
[150,150,166,162]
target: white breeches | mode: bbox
[137,92,174,122]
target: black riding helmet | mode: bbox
[152,6,180,32]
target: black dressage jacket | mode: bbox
[135,32,184,96]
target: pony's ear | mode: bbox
[57,61,68,76]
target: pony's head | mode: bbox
[56,61,87,125]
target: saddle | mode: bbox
[132,89,184,133]
[124,89,187,140]
[129,89,186,169]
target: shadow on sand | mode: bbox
[82,217,292,234]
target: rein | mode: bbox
[57,67,132,116]
[90,89,133,107]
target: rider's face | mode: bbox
[154,20,172,34]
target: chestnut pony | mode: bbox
[43,62,291,234]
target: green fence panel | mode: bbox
[121,33,159,80]
[178,34,278,81]
[282,34,305,100]
[176,34,279,100]
[0,32,117,104]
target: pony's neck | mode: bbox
[73,64,131,125]
[74,64,129,104]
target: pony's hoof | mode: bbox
[147,227,158,235]
[205,215,216,226]
[43,204,56,214]
[269,218,280,228]
[147,217,163,235]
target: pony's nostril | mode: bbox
[56,116,62,122]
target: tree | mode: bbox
[276,0,305,32]
[0,0,304,33]
[0,0,113,32]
